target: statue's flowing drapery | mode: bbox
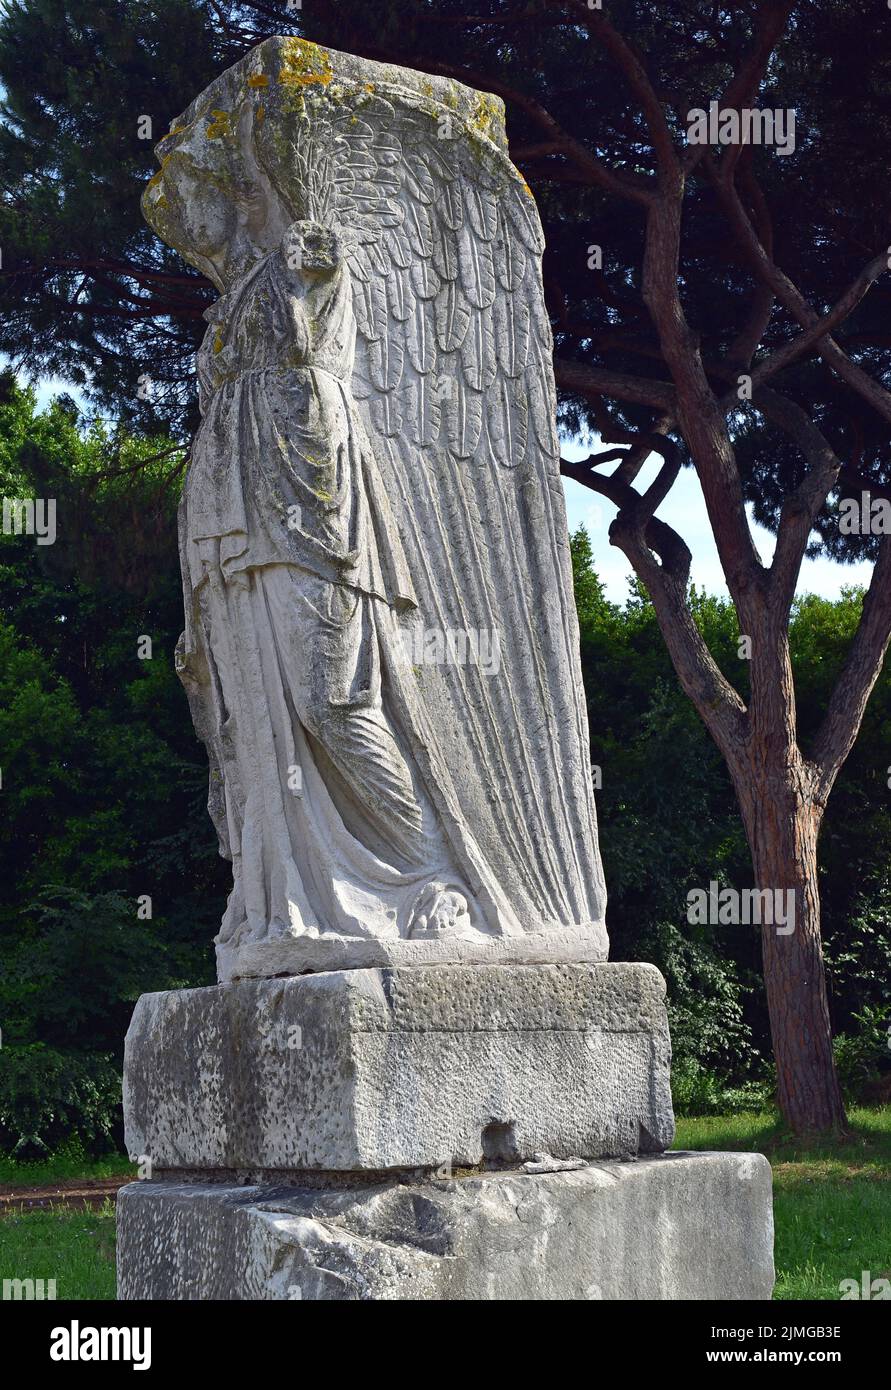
[179,228,517,949]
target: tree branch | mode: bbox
[811,535,891,801]
[642,193,765,607]
[753,385,841,611]
[682,0,795,176]
[561,451,748,754]
[557,0,680,184]
[711,161,891,427]
[742,251,889,387]
[554,357,674,410]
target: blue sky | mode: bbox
[561,437,873,605]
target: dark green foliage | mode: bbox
[832,1006,891,1106]
[0,1044,122,1156]
[0,0,223,430]
[670,1058,775,1120]
[0,384,226,1148]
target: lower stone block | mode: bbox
[116,1151,774,1300]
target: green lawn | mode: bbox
[1,1109,888,1299]
[0,1148,133,1301]
[674,1106,891,1299]
[0,1201,118,1301]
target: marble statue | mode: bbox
[142,37,607,977]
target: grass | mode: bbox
[0,1109,887,1300]
[0,1145,132,1302]
[0,1200,117,1301]
[674,1106,891,1299]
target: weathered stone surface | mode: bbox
[124,963,674,1171]
[117,1151,775,1300]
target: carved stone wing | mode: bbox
[326,94,605,936]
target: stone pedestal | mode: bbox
[117,963,775,1299]
[123,963,674,1171]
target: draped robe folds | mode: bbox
[178,230,517,951]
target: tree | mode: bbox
[0,0,225,431]
[3,0,891,1131]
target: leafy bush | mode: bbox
[0,1044,121,1158]
[833,1007,891,1103]
[671,1056,774,1117]
[654,921,757,1072]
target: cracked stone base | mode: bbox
[123,963,674,1171]
[116,1152,775,1300]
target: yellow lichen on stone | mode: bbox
[145,153,172,192]
[156,122,192,156]
[469,93,502,142]
[247,74,269,89]
[213,333,224,354]
[278,37,333,88]
[206,109,232,139]
[255,104,265,125]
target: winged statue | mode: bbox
[142,37,608,978]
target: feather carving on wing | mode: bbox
[273,88,603,936]
[290,95,550,476]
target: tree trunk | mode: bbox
[737,773,847,1134]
